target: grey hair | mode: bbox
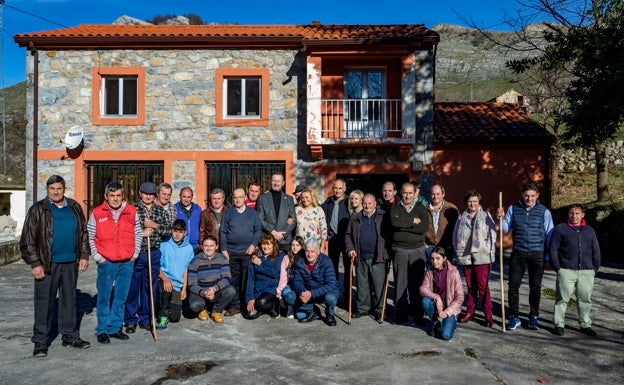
[305,238,321,251]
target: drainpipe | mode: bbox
[29,42,38,204]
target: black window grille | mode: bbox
[206,161,285,205]
[86,162,164,214]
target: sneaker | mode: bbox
[286,305,295,319]
[528,315,540,330]
[554,327,564,336]
[33,343,48,358]
[507,316,521,330]
[210,312,224,324]
[62,335,91,349]
[580,327,597,337]
[198,309,210,321]
[156,316,169,330]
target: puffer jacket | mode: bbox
[20,197,90,271]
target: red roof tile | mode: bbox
[14,24,439,48]
[434,102,553,144]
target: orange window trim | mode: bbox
[92,67,146,126]
[216,68,269,127]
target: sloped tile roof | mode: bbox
[14,24,439,48]
[434,102,553,143]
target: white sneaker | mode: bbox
[287,305,295,319]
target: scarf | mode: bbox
[455,207,493,259]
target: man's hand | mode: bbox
[245,245,256,255]
[299,290,312,304]
[413,217,421,224]
[271,230,286,241]
[496,207,505,219]
[78,259,89,272]
[31,266,45,280]
[204,287,215,301]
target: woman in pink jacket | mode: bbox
[420,247,464,340]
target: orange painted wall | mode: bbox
[426,144,551,212]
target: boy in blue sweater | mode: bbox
[157,219,195,329]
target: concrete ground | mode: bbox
[0,258,623,385]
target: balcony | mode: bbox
[307,98,414,160]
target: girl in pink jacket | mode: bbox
[420,247,464,340]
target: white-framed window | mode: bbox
[102,76,138,116]
[224,77,261,118]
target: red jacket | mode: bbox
[92,203,137,261]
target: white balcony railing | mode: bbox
[320,98,402,139]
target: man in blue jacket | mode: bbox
[175,186,203,252]
[549,204,601,337]
[498,182,554,331]
[292,239,340,326]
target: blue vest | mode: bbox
[511,201,547,252]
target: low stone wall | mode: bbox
[0,240,20,267]
[559,140,624,172]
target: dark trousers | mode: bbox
[32,262,79,344]
[392,246,426,319]
[508,251,544,317]
[189,285,236,313]
[227,252,250,310]
[158,280,182,322]
[328,236,350,301]
[124,249,161,326]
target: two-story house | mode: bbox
[15,22,552,211]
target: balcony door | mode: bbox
[345,69,385,138]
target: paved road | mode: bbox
[0,259,622,385]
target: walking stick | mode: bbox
[147,235,158,341]
[379,260,391,324]
[499,192,506,332]
[348,255,355,325]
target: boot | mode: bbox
[458,309,475,323]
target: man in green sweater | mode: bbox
[389,182,430,325]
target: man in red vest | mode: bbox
[88,181,142,344]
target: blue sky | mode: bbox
[1,0,538,87]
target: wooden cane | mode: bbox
[348,255,354,325]
[499,192,506,332]
[147,236,158,341]
[379,260,391,324]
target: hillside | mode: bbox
[0,81,26,186]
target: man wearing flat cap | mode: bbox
[124,182,172,333]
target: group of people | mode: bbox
[20,174,601,358]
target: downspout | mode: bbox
[29,42,38,204]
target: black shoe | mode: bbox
[61,335,91,349]
[269,309,280,319]
[580,327,597,337]
[33,343,48,358]
[139,324,151,331]
[325,314,337,326]
[394,314,408,325]
[554,327,565,336]
[298,312,319,323]
[125,324,137,334]
[351,311,367,319]
[108,330,129,340]
[244,310,260,320]
[97,334,110,344]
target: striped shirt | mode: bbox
[187,252,231,296]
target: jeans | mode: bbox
[295,289,341,316]
[422,296,457,340]
[282,285,297,306]
[508,251,544,317]
[125,249,161,326]
[96,259,134,334]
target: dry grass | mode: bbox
[552,167,624,210]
